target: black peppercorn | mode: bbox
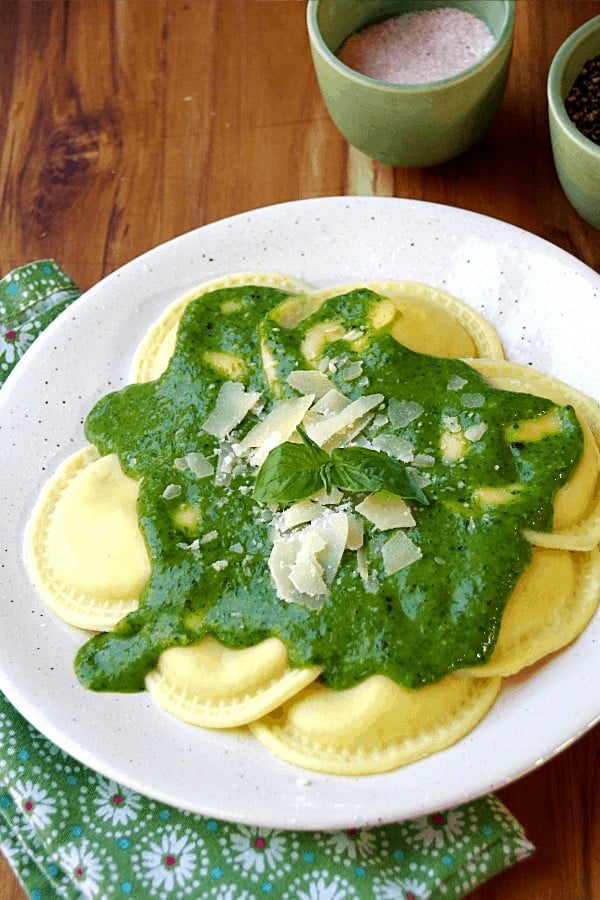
[564,53,600,145]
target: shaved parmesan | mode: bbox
[346,514,364,550]
[341,361,364,382]
[413,453,435,468]
[461,392,485,409]
[448,375,468,391]
[186,452,214,478]
[382,531,422,575]
[235,394,315,467]
[372,433,414,462]
[372,413,389,429]
[279,500,327,532]
[388,398,423,428]
[173,452,214,479]
[286,370,337,400]
[311,388,350,417]
[289,531,329,596]
[305,394,384,450]
[214,442,239,485]
[269,538,304,603]
[302,387,350,432]
[202,381,261,439]
[315,485,344,505]
[268,510,349,608]
[441,415,461,433]
[464,423,488,442]
[409,467,433,488]
[356,545,377,593]
[313,511,349,585]
[356,491,416,530]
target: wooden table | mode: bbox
[0,2,598,897]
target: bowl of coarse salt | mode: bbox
[547,14,600,229]
[306,0,515,167]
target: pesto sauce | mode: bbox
[75,287,584,693]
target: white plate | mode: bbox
[0,197,599,831]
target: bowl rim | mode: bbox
[306,0,516,93]
[547,14,600,157]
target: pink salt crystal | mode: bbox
[338,7,495,85]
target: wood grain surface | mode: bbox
[0,2,598,898]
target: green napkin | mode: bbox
[0,262,534,899]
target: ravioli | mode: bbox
[24,447,147,631]
[24,274,600,775]
[467,358,600,551]
[132,271,314,383]
[248,674,502,776]
[145,637,321,728]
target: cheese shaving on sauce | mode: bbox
[269,510,350,608]
[355,491,416,530]
[203,385,427,606]
[304,393,384,450]
[286,369,337,400]
[382,531,423,575]
[202,381,261,439]
[234,394,315,466]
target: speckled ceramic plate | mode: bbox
[0,197,599,830]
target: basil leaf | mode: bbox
[319,460,335,495]
[331,446,429,504]
[253,438,327,504]
[294,428,330,470]
[253,428,429,507]
[296,430,349,496]
[329,447,384,493]
[297,425,322,453]
[379,456,429,505]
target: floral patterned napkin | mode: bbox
[0,262,534,899]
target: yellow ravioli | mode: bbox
[268,280,504,357]
[260,280,504,398]
[24,447,149,630]
[249,673,501,775]
[145,637,321,728]
[366,280,505,359]
[467,358,600,551]
[131,272,314,383]
[461,547,600,678]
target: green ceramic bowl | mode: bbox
[547,15,600,229]
[306,0,515,167]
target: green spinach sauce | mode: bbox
[76,286,583,693]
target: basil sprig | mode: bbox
[253,427,428,506]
